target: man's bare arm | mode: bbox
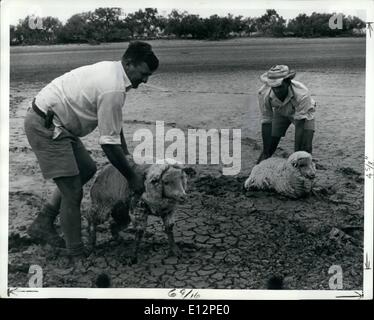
[294,119,314,153]
[101,144,144,194]
[294,119,305,151]
[120,129,130,155]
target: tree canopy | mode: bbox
[10,8,366,45]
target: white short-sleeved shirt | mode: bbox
[258,80,316,124]
[35,61,132,145]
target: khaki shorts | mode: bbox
[24,107,93,180]
[272,114,315,137]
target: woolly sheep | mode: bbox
[244,151,316,198]
[88,158,193,261]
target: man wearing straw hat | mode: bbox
[24,41,159,258]
[256,65,316,163]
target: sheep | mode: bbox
[244,151,316,199]
[87,157,193,261]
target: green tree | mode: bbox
[231,15,247,35]
[287,13,312,37]
[10,15,63,45]
[10,25,19,45]
[89,7,123,42]
[41,16,63,42]
[180,14,206,38]
[243,17,257,35]
[256,9,286,36]
[164,10,188,37]
[287,12,365,37]
[309,12,335,37]
[58,12,93,43]
[204,15,233,39]
[344,15,366,32]
[124,8,161,38]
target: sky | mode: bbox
[4,0,368,25]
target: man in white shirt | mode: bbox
[24,41,159,257]
[256,65,316,163]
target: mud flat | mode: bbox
[8,38,365,289]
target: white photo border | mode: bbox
[0,0,373,300]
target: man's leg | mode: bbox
[257,116,290,164]
[44,140,97,214]
[29,140,97,247]
[53,175,84,254]
[24,109,66,247]
[26,109,96,246]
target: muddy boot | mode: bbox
[27,204,65,248]
[67,244,92,264]
[58,243,92,266]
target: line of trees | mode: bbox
[10,8,366,45]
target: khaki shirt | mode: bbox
[258,80,316,124]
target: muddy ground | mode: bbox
[8,38,365,290]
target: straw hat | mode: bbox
[260,65,296,87]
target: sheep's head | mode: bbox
[142,161,194,208]
[288,151,316,180]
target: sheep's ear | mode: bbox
[295,157,309,168]
[147,164,169,183]
[150,176,159,184]
[291,159,298,168]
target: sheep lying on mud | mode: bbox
[88,158,192,261]
[244,151,316,198]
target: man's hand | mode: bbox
[128,170,145,195]
[101,144,144,194]
[294,119,314,154]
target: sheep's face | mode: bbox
[288,151,316,180]
[161,167,188,203]
[144,164,188,205]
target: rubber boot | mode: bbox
[63,243,91,257]
[27,204,65,248]
[59,243,91,266]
